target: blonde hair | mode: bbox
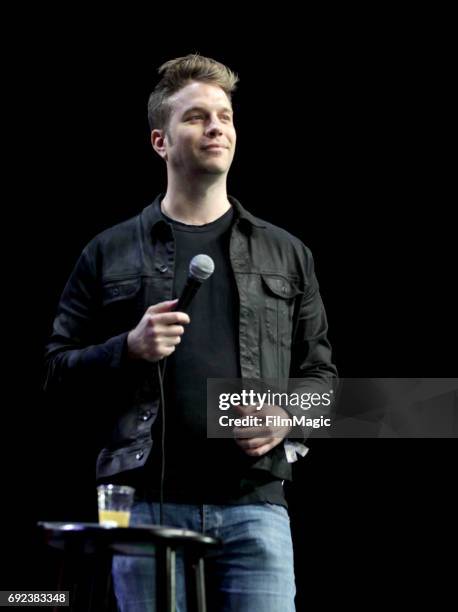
[147,53,239,131]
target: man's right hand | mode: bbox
[127,299,190,362]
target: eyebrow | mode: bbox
[182,106,233,117]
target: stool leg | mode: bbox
[59,542,83,612]
[156,545,176,612]
[185,553,207,612]
[87,551,112,612]
[194,557,206,612]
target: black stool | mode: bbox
[38,521,220,611]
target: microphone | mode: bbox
[176,254,215,312]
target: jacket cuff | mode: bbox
[99,332,130,369]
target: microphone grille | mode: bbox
[189,254,215,281]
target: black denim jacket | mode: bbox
[44,195,337,482]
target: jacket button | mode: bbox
[141,411,152,421]
[136,451,144,460]
[159,264,168,273]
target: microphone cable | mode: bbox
[156,357,167,526]
[154,254,214,526]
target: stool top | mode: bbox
[37,521,220,556]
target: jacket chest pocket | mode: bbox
[260,274,303,349]
[100,277,144,337]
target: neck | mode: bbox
[161,174,231,225]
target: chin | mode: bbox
[200,163,228,174]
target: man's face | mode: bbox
[161,81,236,177]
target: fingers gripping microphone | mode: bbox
[176,254,215,312]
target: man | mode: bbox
[44,54,337,611]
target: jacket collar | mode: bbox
[142,193,267,237]
[228,196,267,229]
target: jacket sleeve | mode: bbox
[43,245,131,395]
[285,245,338,435]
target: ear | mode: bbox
[151,129,168,161]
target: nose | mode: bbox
[205,115,223,137]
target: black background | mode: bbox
[3,9,456,608]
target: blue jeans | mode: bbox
[112,501,296,611]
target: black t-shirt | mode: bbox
[116,205,286,506]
